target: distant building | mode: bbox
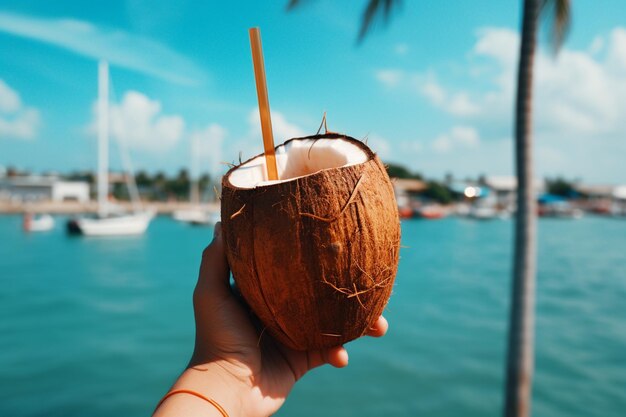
[0,176,90,203]
[483,176,517,209]
[574,184,615,200]
[392,178,427,207]
[574,184,626,214]
[613,186,626,200]
[611,186,626,215]
[482,176,545,209]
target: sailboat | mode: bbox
[67,61,154,236]
[171,135,220,226]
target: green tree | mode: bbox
[165,169,191,200]
[66,170,95,185]
[289,2,570,416]
[423,181,452,204]
[135,170,152,187]
[545,177,575,197]
[112,182,129,200]
[384,162,422,179]
[199,173,212,189]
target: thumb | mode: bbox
[197,222,231,295]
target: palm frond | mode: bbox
[288,0,402,43]
[286,0,301,11]
[541,0,571,53]
[358,0,402,43]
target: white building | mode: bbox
[0,177,90,203]
[484,176,545,209]
[612,186,626,215]
[392,178,427,207]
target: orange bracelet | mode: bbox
[154,389,229,417]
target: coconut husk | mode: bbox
[221,133,401,350]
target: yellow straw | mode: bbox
[249,27,279,181]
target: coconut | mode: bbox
[221,133,401,350]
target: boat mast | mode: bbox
[190,137,200,205]
[97,60,109,217]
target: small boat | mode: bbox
[173,208,212,224]
[414,205,446,219]
[398,206,414,219]
[189,210,221,227]
[538,205,583,218]
[467,205,498,220]
[538,194,583,219]
[23,213,54,232]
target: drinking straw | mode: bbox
[249,27,279,181]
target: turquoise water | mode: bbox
[0,215,624,416]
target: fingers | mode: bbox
[325,346,349,368]
[196,222,230,295]
[365,315,388,338]
[303,345,349,372]
[302,316,387,372]
[293,316,388,379]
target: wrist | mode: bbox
[171,361,251,417]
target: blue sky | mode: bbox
[0,0,625,183]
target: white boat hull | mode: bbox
[24,214,55,232]
[468,206,498,220]
[190,211,221,227]
[172,208,211,223]
[69,212,153,236]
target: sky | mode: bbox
[0,0,625,183]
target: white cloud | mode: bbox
[431,135,452,153]
[0,79,40,140]
[375,26,626,182]
[0,79,20,112]
[432,126,480,153]
[105,91,184,152]
[394,43,409,56]
[190,123,227,177]
[375,69,405,88]
[452,126,480,147]
[399,140,423,154]
[223,108,308,164]
[420,76,446,105]
[462,26,626,142]
[447,93,481,117]
[247,108,305,144]
[473,27,519,68]
[588,36,604,55]
[0,108,39,140]
[366,134,391,158]
[0,11,205,85]
[415,74,480,116]
[607,28,626,71]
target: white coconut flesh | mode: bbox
[228,138,369,189]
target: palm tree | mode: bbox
[289,1,570,416]
[505,2,569,416]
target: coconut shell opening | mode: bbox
[221,134,401,350]
[228,136,370,188]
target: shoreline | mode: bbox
[0,201,220,215]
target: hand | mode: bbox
[154,222,388,417]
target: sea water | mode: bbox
[0,215,624,416]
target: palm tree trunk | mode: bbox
[504,1,540,417]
